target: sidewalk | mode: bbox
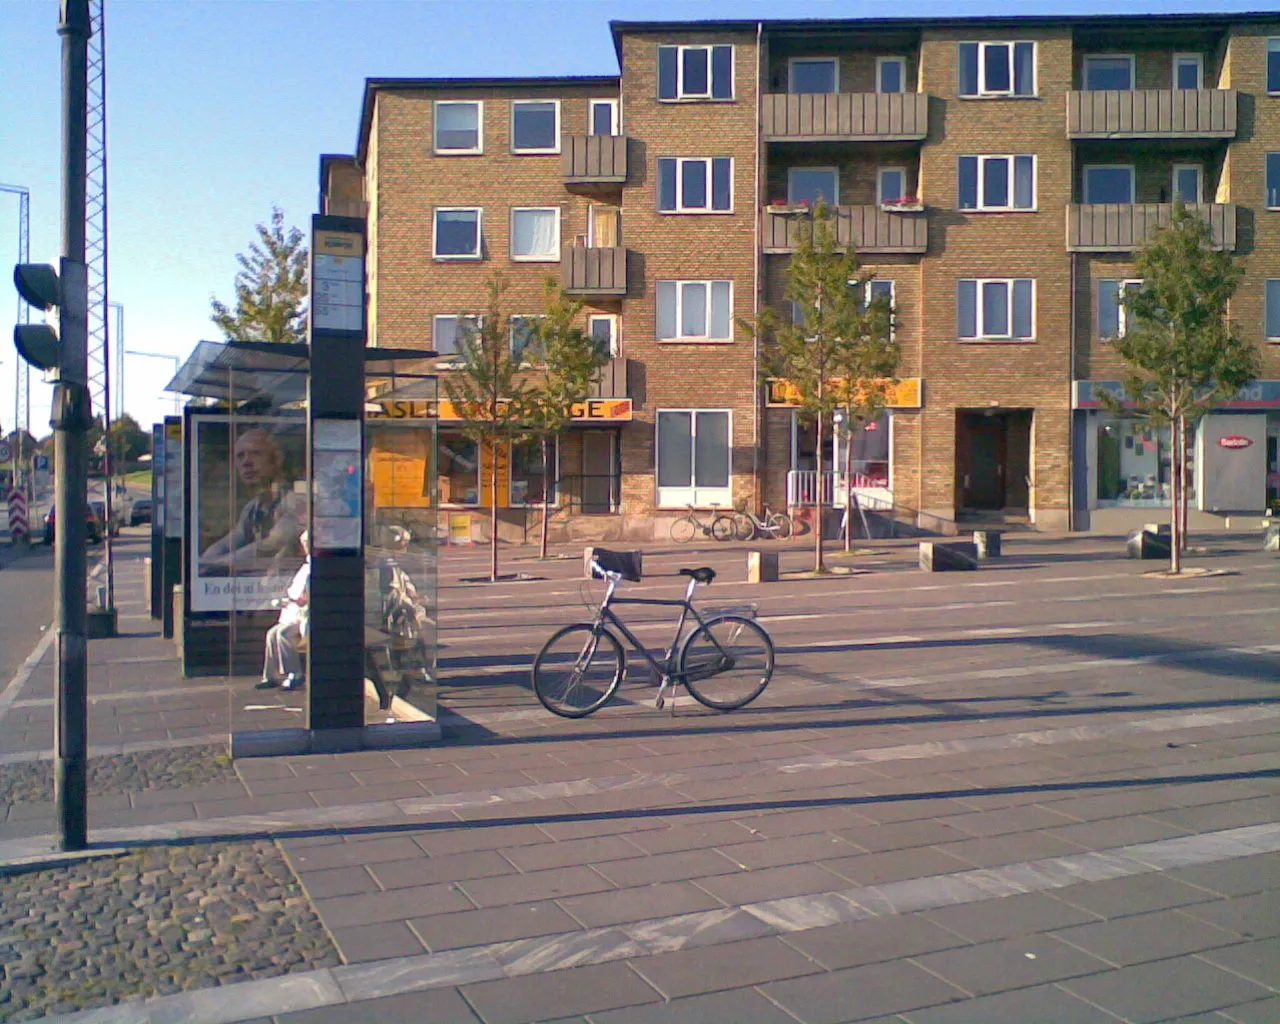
[2,531,1279,1022]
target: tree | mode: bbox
[743,203,899,573]
[522,280,612,559]
[107,414,150,467]
[210,206,309,344]
[1108,201,1259,574]
[442,277,532,582]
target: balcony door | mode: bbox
[588,205,620,247]
[1172,164,1203,204]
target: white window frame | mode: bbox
[1172,53,1204,90]
[433,100,483,155]
[432,314,481,361]
[787,166,839,206]
[659,44,735,101]
[588,98,619,135]
[1266,279,1280,342]
[1084,164,1136,205]
[788,57,839,94]
[877,166,907,205]
[509,207,561,263]
[588,313,620,357]
[876,56,907,94]
[959,154,1037,212]
[658,157,734,214]
[432,207,483,261]
[958,278,1036,341]
[1269,39,1280,95]
[656,280,734,342]
[509,314,546,363]
[1098,278,1142,340]
[655,408,733,509]
[1083,53,1135,91]
[510,100,560,155]
[1171,163,1204,205]
[959,41,1038,97]
[587,204,621,247]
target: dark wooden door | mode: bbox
[962,415,1007,509]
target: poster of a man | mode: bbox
[190,415,307,611]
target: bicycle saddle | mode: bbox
[679,567,716,584]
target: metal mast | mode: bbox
[1,184,31,493]
[86,0,113,614]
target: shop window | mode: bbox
[511,438,558,507]
[789,58,838,94]
[846,411,890,489]
[958,41,1036,97]
[511,100,559,154]
[959,155,1035,211]
[657,45,734,101]
[1095,417,1193,508]
[439,433,480,506]
[656,409,731,507]
[434,101,483,154]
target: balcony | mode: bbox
[761,205,928,254]
[561,246,628,295]
[1066,89,1237,140]
[588,357,628,399]
[1066,203,1237,252]
[762,93,929,142]
[562,135,628,185]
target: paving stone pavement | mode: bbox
[0,745,236,805]
[5,532,1280,1023]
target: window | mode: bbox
[787,167,838,207]
[1173,53,1203,90]
[1083,55,1134,91]
[432,314,481,357]
[433,208,482,259]
[657,157,732,213]
[877,167,906,205]
[656,280,733,341]
[588,205,620,247]
[1084,165,1135,205]
[957,279,1035,340]
[511,438,557,507]
[1266,280,1280,341]
[958,41,1036,97]
[439,432,480,506]
[589,99,618,136]
[1268,153,1280,209]
[958,155,1035,211]
[1098,279,1142,340]
[434,101,482,154]
[511,100,559,154]
[877,57,906,94]
[510,208,560,261]
[510,315,545,362]
[788,58,838,94]
[656,410,731,507]
[851,279,897,338]
[657,45,734,101]
[588,314,619,357]
[1268,38,1280,93]
[1172,164,1203,204]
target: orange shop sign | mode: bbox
[765,377,922,409]
[372,398,633,422]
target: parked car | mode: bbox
[90,500,122,538]
[129,497,153,526]
[44,504,104,545]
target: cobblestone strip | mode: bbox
[0,840,339,1022]
[0,745,237,805]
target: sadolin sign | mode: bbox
[372,398,633,422]
[765,377,922,409]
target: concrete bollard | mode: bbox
[1264,523,1280,553]
[919,541,978,571]
[747,550,779,583]
[972,531,1002,559]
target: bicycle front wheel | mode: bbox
[670,516,698,544]
[711,515,737,542]
[732,512,756,542]
[769,512,794,539]
[679,615,774,711]
[532,624,625,718]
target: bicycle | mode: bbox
[730,503,795,542]
[670,504,736,544]
[531,548,775,718]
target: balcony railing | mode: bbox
[562,135,628,184]
[1066,203,1237,251]
[761,205,928,254]
[762,93,929,142]
[1066,89,1237,139]
[561,246,628,295]
[588,357,628,399]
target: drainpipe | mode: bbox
[751,20,763,512]
[1068,249,1078,532]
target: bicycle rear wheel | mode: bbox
[532,624,625,718]
[670,516,698,544]
[768,512,794,539]
[711,514,737,542]
[732,512,756,542]
[679,615,774,710]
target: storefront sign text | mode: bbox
[765,377,922,409]
[1075,380,1280,410]
[1218,435,1254,449]
[372,398,633,422]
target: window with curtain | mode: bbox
[957,279,1035,340]
[432,315,481,357]
[656,281,733,340]
[958,155,1036,211]
[434,101,482,153]
[510,208,559,261]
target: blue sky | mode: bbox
[1,0,1275,434]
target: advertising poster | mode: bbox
[189,414,307,612]
[163,420,184,539]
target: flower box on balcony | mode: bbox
[880,198,924,213]
[767,200,811,215]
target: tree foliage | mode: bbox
[210,206,309,344]
[1107,201,1259,572]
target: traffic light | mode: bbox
[14,262,63,371]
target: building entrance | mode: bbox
[956,410,1031,513]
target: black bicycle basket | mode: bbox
[592,548,643,582]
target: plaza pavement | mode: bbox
[1,528,1280,1022]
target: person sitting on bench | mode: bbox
[256,530,310,691]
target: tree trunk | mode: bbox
[539,434,551,561]
[814,413,826,574]
[1169,417,1182,574]
[490,439,500,583]
[843,415,853,553]
[1179,416,1190,551]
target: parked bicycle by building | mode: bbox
[669,504,736,544]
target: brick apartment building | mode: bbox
[322,11,1280,538]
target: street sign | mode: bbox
[34,454,49,471]
[0,441,10,463]
[8,487,28,541]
